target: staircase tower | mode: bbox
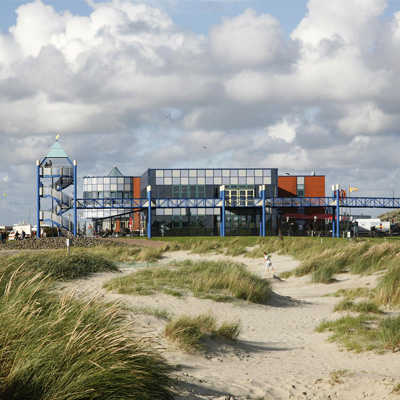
[36,139,77,237]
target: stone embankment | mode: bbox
[0,237,132,251]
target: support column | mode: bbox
[220,185,225,237]
[73,160,77,237]
[37,160,41,238]
[331,185,336,238]
[147,185,152,239]
[260,185,266,237]
[336,185,340,238]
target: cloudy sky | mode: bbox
[1,0,399,225]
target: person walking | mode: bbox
[263,252,275,274]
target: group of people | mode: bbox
[0,231,6,243]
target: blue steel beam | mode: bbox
[75,196,400,209]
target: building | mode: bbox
[139,168,278,237]
[82,167,326,237]
[82,166,141,234]
[38,140,328,238]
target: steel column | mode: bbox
[74,160,77,237]
[261,185,266,237]
[37,160,40,238]
[147,185,152,239]
[220,185,225,237]
[336,186,340,238]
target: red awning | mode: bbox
[309,214,333,220]
[282,213,310,220]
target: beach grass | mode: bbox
[375,265,400,307]
[72,244,166,262]
[103,259,271,304]
[164,312,241,351]
[333,299,383,314]
[316,314,381,352]
[0,252,174,399]
[0,250,119,280]
[379,315,400,352]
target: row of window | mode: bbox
[83,191,132,199]
[83,177,133,185]
[152,169,274,178]
[152,176,272,186]
[84,184,132,192]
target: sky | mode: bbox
[1,0,400,225]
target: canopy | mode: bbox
[309,214,333,221]
[282,213,309,220]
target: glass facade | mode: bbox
[82,168,278,237]
[83,176,133,200]
[140,168,278,237]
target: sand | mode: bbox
[59,250,400,400]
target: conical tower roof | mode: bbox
[46,140,68,158]
[108,166,123,177]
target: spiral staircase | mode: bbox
[37,140,77,236]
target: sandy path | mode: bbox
[59,250,400,400]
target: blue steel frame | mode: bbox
[37,156,77,237]
[75,192,400,239]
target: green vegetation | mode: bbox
[375,265,400,307]
[329,369,353,385]
[72,244,166,262]
[0,252,173,399]
[103,259,271,304]
[379,315,400,352]
[333,299,383,314]
[327,287,373,299]
[1,250,119,279]
[164,312,241,351]
[316,315,381,353]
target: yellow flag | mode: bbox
[349,187,358,193]
[56,134,60,140]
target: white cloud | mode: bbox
[210,9,284,66]
[2,0,400,224]
[337,102,396,136]
[267,119,298,143]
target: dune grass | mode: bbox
[375,265,400,307]
[333,299,383,314]
[72,244,166,262]
[0,252,174,399]
[164,312,241,351]
[316,314,381,353]
[379,315,400,352]
[0,250,119,280]
[103,259,271,304]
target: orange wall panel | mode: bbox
[304,176,325,197]
[132,177,141,231]
[278,176,297,197]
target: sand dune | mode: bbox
[59,250,400,400]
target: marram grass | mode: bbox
[0,254,173,399]
[0,250,119,280]
[164,312,241,351]
[104,259,271,304]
